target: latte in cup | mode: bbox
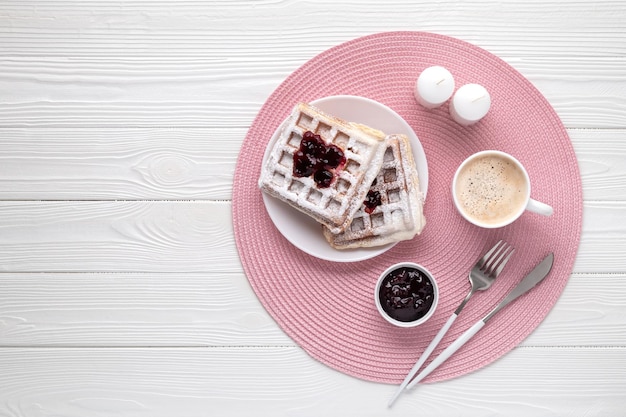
[455,154,527,225]
[453,151,542,228]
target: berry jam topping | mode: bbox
[293,150,315,177]
[379,266,435,323]
[293,131,346,188]
[313,169,334,188]
[364,190,382,214]
[321,145,345,167]
[301,131,326,155]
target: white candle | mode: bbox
[449,83,491,126]
[414,66,455,109]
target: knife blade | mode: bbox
[401,252,554,394]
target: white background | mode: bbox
[1,1,625,415]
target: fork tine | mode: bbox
[486,242,509,268]
[477,240,503,269]
[492,247,515,277]
[483,242,514,277]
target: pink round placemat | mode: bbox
[232,32,582,384]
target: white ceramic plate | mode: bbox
[261,95,428,262]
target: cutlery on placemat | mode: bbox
[389,252,554,407]
[388,240,514,407]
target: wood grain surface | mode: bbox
[1,0,625,415]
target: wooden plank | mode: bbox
[0,200,623,273]
[0,128,623,201]
[572,129,626,201]
[523,273,626,346]
[0,0,624,58]
[0,272,291,347]
[576,201,626,273]
[0,56,624,128]
[0,346,623,416]
[0,201,235,273]
[0,271,624,347]
[0,127,242,200]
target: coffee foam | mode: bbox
[455,154,528,225]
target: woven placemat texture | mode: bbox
[232,32,582,384]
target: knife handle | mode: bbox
[388,313,459,407]
[406,319,486,390]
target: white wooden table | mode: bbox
[1,1,625,415]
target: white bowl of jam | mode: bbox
[375,262,438,328]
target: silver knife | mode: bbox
[396,252,554,397]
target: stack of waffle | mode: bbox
[259,102,425,249]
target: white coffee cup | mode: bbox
[452,150,553,228]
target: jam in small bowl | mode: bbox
[375,262,438,328]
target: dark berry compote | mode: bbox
[293,131,346,188]
[364,190,382,214]
[379,266,435,322]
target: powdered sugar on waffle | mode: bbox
[323,134,426,249]
[258,102,388,234]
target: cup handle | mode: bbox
[526,198,554,216]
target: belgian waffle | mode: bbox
[322,134,426,249]
[258,102,388,234]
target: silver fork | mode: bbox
[388,240,514,407]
